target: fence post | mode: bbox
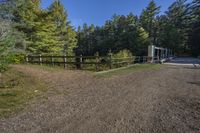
[26,55,29,64]
[95,52,100,71]
[109,50,112,69]
[80,54,83,70]
[138,56,140,63]
[64,55,67,69]
[143,56,145,63]
[133,56,135,64]
[39,54,42,65]
[51,55,54,66]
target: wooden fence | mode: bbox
[26,55,159,71]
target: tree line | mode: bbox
[76,0,200,56]
[0,0,200,59]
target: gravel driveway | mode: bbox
[0,64,200,133]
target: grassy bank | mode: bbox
[0,68,47,118]
[96,64,163,77]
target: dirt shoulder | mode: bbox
[0,64,200,133]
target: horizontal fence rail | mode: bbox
[26,55,160,71]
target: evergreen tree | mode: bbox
[0,0,26,52]
[136,27,149,55]
[188,0,200,56]
[76,13,149,56]
[140,0,160,45]
[65,24,77,55]
[11,0,41,53]
[157,0,188,55]
[157,15,184,53]
[49,0,77,55]
[32,10,61,54]
[0,19,14,55]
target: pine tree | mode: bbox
[32,10,61,54]
[157,15,184,53]
[188,0,200,56]
[140,0,160,45]
[162,0,188,54]
[12,0,41,53]
[0,0,26,53]
[0,19,13,55]
[49,0,77,55]
[65,24,77,55]
[136,27,149,55]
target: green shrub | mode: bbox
[0,59,8,73]
[7,53,26,64]
[109,49,134,68]
[0,53,26,72]
[112,49,133,59]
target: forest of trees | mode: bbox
[0,0,200,67]
[76,0,200,56]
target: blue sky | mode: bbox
[41,0,178,28]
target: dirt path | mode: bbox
[0,65,200,133]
